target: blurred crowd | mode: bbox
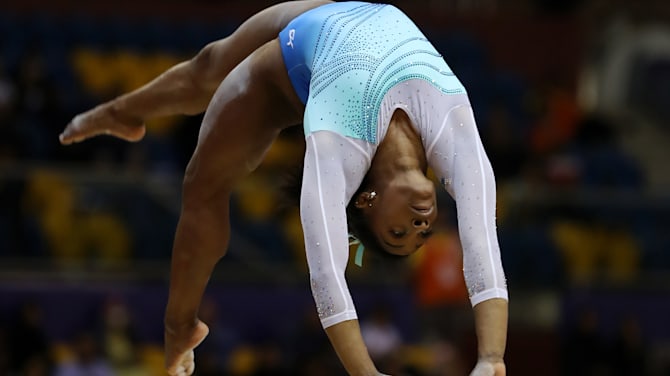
[0,293,473,376]
[1,0,669,375]
[0,289,659,375]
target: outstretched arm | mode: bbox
[300,131,382,375]
[427,99,508,375]
[59,0,332,144]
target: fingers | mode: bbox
[168,366,192,376]
[470,360,506,376]
[469,361,494,376]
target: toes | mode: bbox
[59,133,80,145]
[186,363,195,375]
[60,118,85,144]
[168,365,185,376]
[59,126,75,144]
[60,108,146,145]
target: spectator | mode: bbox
[0,323,8,375]
[482,102,529,182]
[549,115,643,283]
[7,301,53,375]
[13,48,63,160]
[289,307,341,376]
[561,307,610,376]
[99,297,150,376]
[361,304,403,364]
[194,297,240,376]
[54,331,114,376]
[609,315,649,376]
[412,224,471,341]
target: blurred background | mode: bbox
[0,0,669,375]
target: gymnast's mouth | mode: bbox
[411,205,434,215]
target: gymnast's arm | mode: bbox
[59,0,332,144]
[426,103,508,374]
[300,131,380,376]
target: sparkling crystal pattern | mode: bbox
[303,2,466,144]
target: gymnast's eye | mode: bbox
[391,229,406,238]
[420,229,434,239]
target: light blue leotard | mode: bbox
[279,1,466,144]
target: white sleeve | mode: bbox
[300,130,372,328]
[426,103,508,306]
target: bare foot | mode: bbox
[165,320,210,376]
[59,103,146,145]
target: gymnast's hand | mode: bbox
[59,102,146,145]
[164,319,209,376]
[469,359,506,376]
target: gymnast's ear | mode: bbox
[353,191,376,209]
[353,193,367,209]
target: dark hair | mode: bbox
[280,164,407,264]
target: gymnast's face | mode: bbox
[358,174,438,256]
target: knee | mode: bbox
[182,164,233,211]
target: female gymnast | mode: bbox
[59,1,508,375]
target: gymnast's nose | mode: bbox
[412,218,430,229]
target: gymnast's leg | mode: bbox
[59,0,331,144]
[163,39,303,376]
